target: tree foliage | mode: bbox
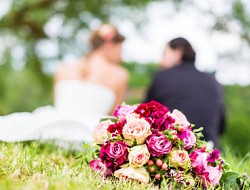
[0,0,155,72]
[0,0,249,72]
[0,0,249,114]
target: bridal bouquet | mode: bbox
[89,101,249,189]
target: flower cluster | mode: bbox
[98,24,116,41]
[89,101,244,188]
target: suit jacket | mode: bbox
[145,62,225,147]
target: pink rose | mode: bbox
[92,120,113,144]
[125,113,140,123]
[146,132,172,157]
[189,149,223,186]
[123,118,152,146]
[189,149,208,174]
[168,149,190,168]
[171,109,190,129]
[206,165,222,186]
[178,129,196,150]
[89,159,113,177]
[100,141,128,170]
[128,145,150,167]
[114,105,137,121]
[114,166,150,184]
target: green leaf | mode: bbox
[195,132,204,140]
[131,139,137,147]
[107,132,112,139]
[193,127,204,133]
[220,172,240,190]
[236,174,250,189]
[190,124,195,128]
[82,143,89,149]
[99,117,118,122]
[115,134,123,141]
[162,130,170,136]
[195,139,206,148]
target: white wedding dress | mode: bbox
[0,80,116,146]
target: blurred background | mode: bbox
[0,0,249,155]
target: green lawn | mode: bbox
[0,142,152,190]
[0,142,249,190]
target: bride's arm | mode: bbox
[53,64,70,102]
[110,70,129,115]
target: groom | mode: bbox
[144,37,225,148]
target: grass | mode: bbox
[0,142,249,190]
[221,85,250,156]
[0,142,157,190]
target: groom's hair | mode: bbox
[168,37,196,63]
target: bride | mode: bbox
[0,24,128,145]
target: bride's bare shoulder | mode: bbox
[112,65,129,82]
[55,62,80,80]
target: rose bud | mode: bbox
[149,167,155,173]
[148,160,154,166]
[202,145,207,150]
[161,163,168,171]
[155,174,161,180]
[172,135,178,140]
[178,125,185,132]
[170,130,177,135]
[156,159,163,167]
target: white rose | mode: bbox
[171,109,190,129]
[122,118,152,146]
[128,145,150,167]
[168,148,190,169]
[114,166,150,184]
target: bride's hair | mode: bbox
[81,24,125,77]
[88,24,125,51]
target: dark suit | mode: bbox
[145,62,225,147]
